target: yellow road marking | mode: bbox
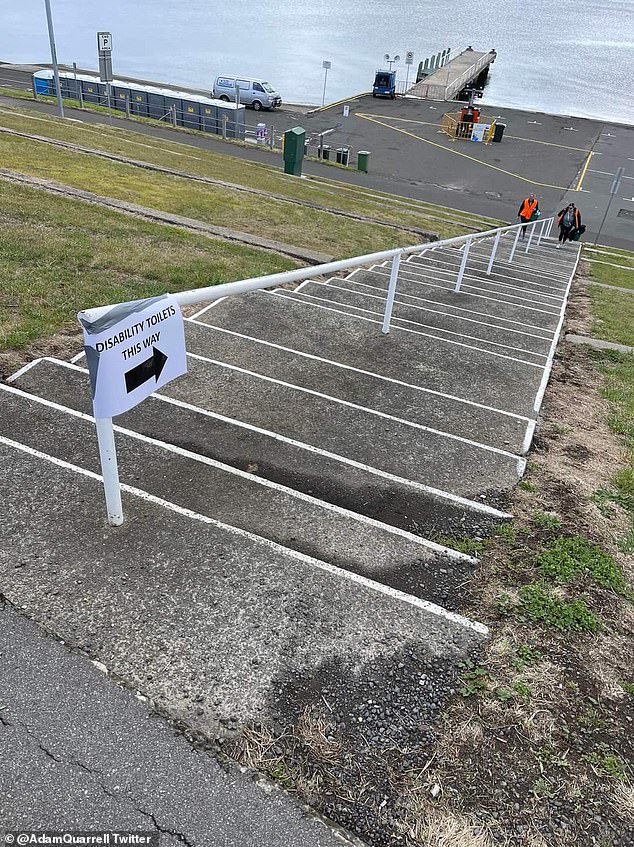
[575,150,594,191]
[357,113,575,191]
[307,92,368,114]
[356,112,592,153]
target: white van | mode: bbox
[212,76,282,110]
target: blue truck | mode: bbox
[372,70,396,99]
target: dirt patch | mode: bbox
[0,327,83,380]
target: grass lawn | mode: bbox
[0,130,429,259]
[0,180,294,356]
[590,286,634,348]
[0,103,502,238]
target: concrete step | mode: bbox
[11,358,507,538]
[402,255,567,307]
[325,272,557,340]
[0,436,486,747]
[408,247,571,290]
[183,319,529,453]
[348,268,562,332]
[195,290,544,418]
[294,279,551,359]
[466,238,579,276]
[0,383,482,606]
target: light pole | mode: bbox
[321,60,331,107]
[43,0,64,118]
[384,53,400,71]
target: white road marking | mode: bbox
[0,435,488,635]
[0,381,476,563]
[271,291,545,369]
[186,320,533,424]
[38,358,514,518]
[185,350,527,460]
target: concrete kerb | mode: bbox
[0,125,438,243]
[33,357,513,519]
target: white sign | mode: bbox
[405,51,414,65]
[97,31,113,52]
[343,104,350,117]
[471,123,490,142]
[80,295,187,418]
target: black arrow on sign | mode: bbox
[125,347,168,394]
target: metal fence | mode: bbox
[441,112,497,143]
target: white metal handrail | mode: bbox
[79,213,553,525]
[81,216,553,324]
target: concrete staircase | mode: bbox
[0,230,579,746]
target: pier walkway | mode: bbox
[409,47,497,100]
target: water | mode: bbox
[2,0,633,124]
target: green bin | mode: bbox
[283,126,306,176]
[357,150,371,173]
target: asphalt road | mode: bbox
[1,61,632,249]
[0,602,346,846]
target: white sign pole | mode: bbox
[79,293,187,526]
[95,417,123,525]
[322,60,331,107]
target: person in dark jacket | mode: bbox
[518,193,539,239]
[556,203,582,248]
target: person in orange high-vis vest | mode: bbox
[517,193,539,239]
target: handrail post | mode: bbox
[525,219,537,253]
[95,417,123,526]
[455,236,472,292]
[546,218,554,238]
[536,218,547,247]
[508,226,522,263]
[382,252,402,334]
[486,230,501,275]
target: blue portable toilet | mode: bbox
[112,83,131,111]
[129,90,149,117]
[201,102,219,133]
[33,70,53,95]
[163,93,183,124]
[147,91,168,120]
[372,69,396,99]
[82,79,100,104]
[181,99,201,130]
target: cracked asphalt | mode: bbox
[0,602,347,847]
